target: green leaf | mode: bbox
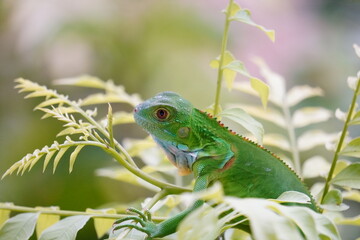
[292,107,332,128]
[275,191,311,204]
[39,215,91,240]
[69,145,85,173]
[320,189,349,211]
[323,189,342,205]
[0,213,39,240]
[219,108,264,144]
[331,163,360,189]
[339,137,360,157]
[86,208,117,238]
[230,7,275,42]
[35,207,60,238]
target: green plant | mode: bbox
[1,1,360,240]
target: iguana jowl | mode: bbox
[114,91,317,239]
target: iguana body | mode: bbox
[115,91,317,238]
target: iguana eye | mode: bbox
[155,108,169,121]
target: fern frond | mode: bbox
[54,75,142,107]
[1,140,87,179]
[15,78,126,155]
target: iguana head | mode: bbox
[134,91,199,175]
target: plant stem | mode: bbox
[107,103,115,149]
[320,77,360,204]
[213,0,233,116]
[62,141,191,194]
[0,204,166,223]
[282,102,301,175]
[143,189,169,210]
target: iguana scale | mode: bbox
[114,91,317,239]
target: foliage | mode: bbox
[0,0,360,240]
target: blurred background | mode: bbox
[0,0,359,239]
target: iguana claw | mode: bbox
[112,207,158,239]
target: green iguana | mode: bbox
[114,91,318,239]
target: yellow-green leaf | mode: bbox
[53,147,70,173]
[69,145,85,173]
[43,150,56,173]
[112,111,135,125]
[56,127,84,137]
[35,207,60,237]
[333,160,351,177]
[349,110,360,125]
[250,78,269,108]
[86,208,117,238]
[343,190,360,202]
[54,75,106,89]
[0,203,13,228]
[338,215,360,226]
[228,2,241,18]
[209,59,219,69]
[230,8,275,42]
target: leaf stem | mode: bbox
[61,141,190,194]
[143,189,169,210]
[282,102,301,175]
[0,204,166,222]
[107,103,115,149]
[321,77,360,203]
[214,0,233,116]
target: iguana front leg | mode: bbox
[112,174,210,239]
